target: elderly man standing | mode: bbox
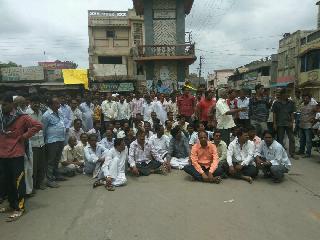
[42,97,66,188]
[184,131,223,183]
[26,96,47,190]
[216,88,245,146]
[0,92,42,221]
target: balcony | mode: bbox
[133,44,196,64]
[88,10,129,27]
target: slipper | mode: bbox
[105,184,115,191]
[93,180,104,189]
[6,210,24,222]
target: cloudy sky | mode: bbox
[0,0,317,75]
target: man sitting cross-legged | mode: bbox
[128,130,169,176]
[59,136,84,177]
[255,130,292,183]
[212,130,228,178]
[227,128,258,183]
[84,134,107,178]
[94,138,128,191]
[167,126,190,170]
[149,124,170,162]
[184,131,223,183]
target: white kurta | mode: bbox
[101,147,127,187]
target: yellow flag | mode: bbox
[62,69,89,90]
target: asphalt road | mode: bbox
[0,156,319,240]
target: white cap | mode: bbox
[117,131,126,139]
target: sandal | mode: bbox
[105,184,115,191]
[93,180,105,189]
[6,210,24,222]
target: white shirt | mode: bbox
[227,139,255,166]
[128,140,163,167]
[255,140,292,169]
[237,97,250,120]
[102,147,127,179]
[153,101,168,125]
[216,98,236,129]
[101,100,118,121]
[117,101,131,120]
[149,134,170,158]
[142,102,155,122]
[84,144,107,164]
[99,138,115,150]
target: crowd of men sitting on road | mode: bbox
[0,83,319,222]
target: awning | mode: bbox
[270,82,294,88]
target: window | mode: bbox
[301,50,320,72]
[106,30,115,38]
[98,56,122,64]
[261,67,270,76]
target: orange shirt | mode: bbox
[191,142,219,174]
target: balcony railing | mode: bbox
[136,44,195,58]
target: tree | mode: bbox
[0,61,21,68]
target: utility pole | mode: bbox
[198,56,204,87]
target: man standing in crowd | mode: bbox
[216,88,244,146]
[70,99,83,124]
[142,95,155,122]
[272,89,296,159]
[59,95,72,141]
[177,87,196,122]
[101,93,118,129]
[298,93,316,158]
[42,97,66,188]
[237,89,250,128]
[131,92,144,121]
[117,95,131,124]
[196,90,216,126]
[249,84,270,137]
[0,92,42,221]
[69,119,84,141]
[79,95,94,132]
[184,131,222,183]
[227,128,258,183]
[26,96,47,190]
[255,131,292,183]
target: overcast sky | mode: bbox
[0,0,317,75]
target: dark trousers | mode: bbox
[0,161,6,198]
[231,163,258,179]
[299,128,313,156]
[238,119,250,128]
[220,128,231,146]
[261,164,288,181]
[32,146,47,188]
[136,160,162,176]
[0,157,26,210]
[277,126,295,156]
[46,141,64,182]
[184,165,223,181]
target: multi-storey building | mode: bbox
[276,31,313,96]
[132,0,196,93]
[208,69,233,90]
[298,2,320,100]
[88,9,144,92]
